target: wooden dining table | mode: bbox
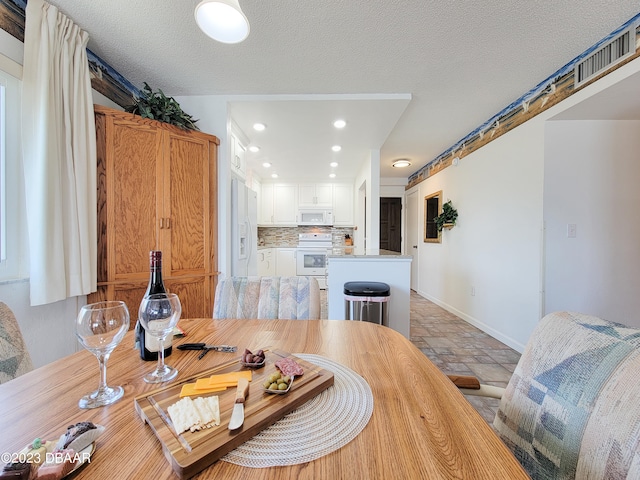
[0,318,529,479]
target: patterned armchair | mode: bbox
[213,276,321,320]
[453,311,640,479]
[0,302,34,383]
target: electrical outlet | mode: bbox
[471,286,475,296]
[567,223,577,238]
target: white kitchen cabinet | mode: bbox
[273,184,298,225]
[276,248,297,277]
[230,132,246,179]
[333,183,354,226]
[298,183,333,208]
[259,183,274,225]
[258,248,275,276]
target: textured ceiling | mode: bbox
[47,0,640,181]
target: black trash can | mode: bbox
[344,281,390,326]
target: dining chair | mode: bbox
[213,276,321,320]
[450,311,640,480]
[0,302,34,384]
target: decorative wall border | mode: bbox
[0,0,139,107]
[407,13,640,190]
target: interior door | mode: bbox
[380,197,402,252]
[406,191,419,290]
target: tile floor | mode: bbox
[409,291,521,423]
[320,289,521,423]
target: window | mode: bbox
[424,191,442,243]
[0,64,24,280]
[0,77,5,261]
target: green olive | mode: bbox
[263,379,272,389]
[278,382,288,390]
[269,383,278,390]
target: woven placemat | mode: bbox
[221,353,374,468]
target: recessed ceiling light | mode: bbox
[330,162,338,167]
[392,159,412,168]
[331,145,341,152]
[249,146,260,153]
[271,173,278,178]
[262,162,271,168]
[253,123,266,131]
[333,119,346,129]
[329,173,336,178]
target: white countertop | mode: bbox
[329,249,412,259]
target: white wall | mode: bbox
[410,56,640,351]
[544,120,640,325]
[354,149,381,254]
[411,120,545,351]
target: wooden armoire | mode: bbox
[88,105,219,322]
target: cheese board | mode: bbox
[134,349,334,479]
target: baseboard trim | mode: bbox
[415,289,525,353]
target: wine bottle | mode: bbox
[135,250,173,361]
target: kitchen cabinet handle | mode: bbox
[166,217,171,229]
[160,218,164,229]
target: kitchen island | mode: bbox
[327,251,412,338]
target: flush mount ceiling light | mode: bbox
[253,123,266,131]
[392,159,411,168]
[330,162,338,167]
[331,145,341,152]
[329,173,336,178]
[195,0,250,44]
[249,146,260,153]
[262,162,271,168]
[333,119,346,129]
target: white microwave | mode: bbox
[298,209,333,226]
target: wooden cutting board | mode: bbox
[134,350,334,479]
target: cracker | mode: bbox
[167,396,220,434]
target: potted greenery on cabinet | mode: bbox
[434,200,458,231]
[125,82,199,131]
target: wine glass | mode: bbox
[76,301,130,409]
[138,293,181,383]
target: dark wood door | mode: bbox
[380,197,402,252]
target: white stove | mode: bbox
[296,233,332,288]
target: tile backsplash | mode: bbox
[258,226,354,247]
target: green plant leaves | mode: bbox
[125,82,200,130]
[434,200,458,231]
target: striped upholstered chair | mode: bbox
[453,311,640,479]
[0,302,34,383]
[213,276,321,320]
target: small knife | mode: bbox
[228,377,249,430]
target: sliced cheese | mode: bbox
[180,371,253,397]
[208,371,253,384]
[180,383,227,397]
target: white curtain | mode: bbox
[21,0,97,306]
